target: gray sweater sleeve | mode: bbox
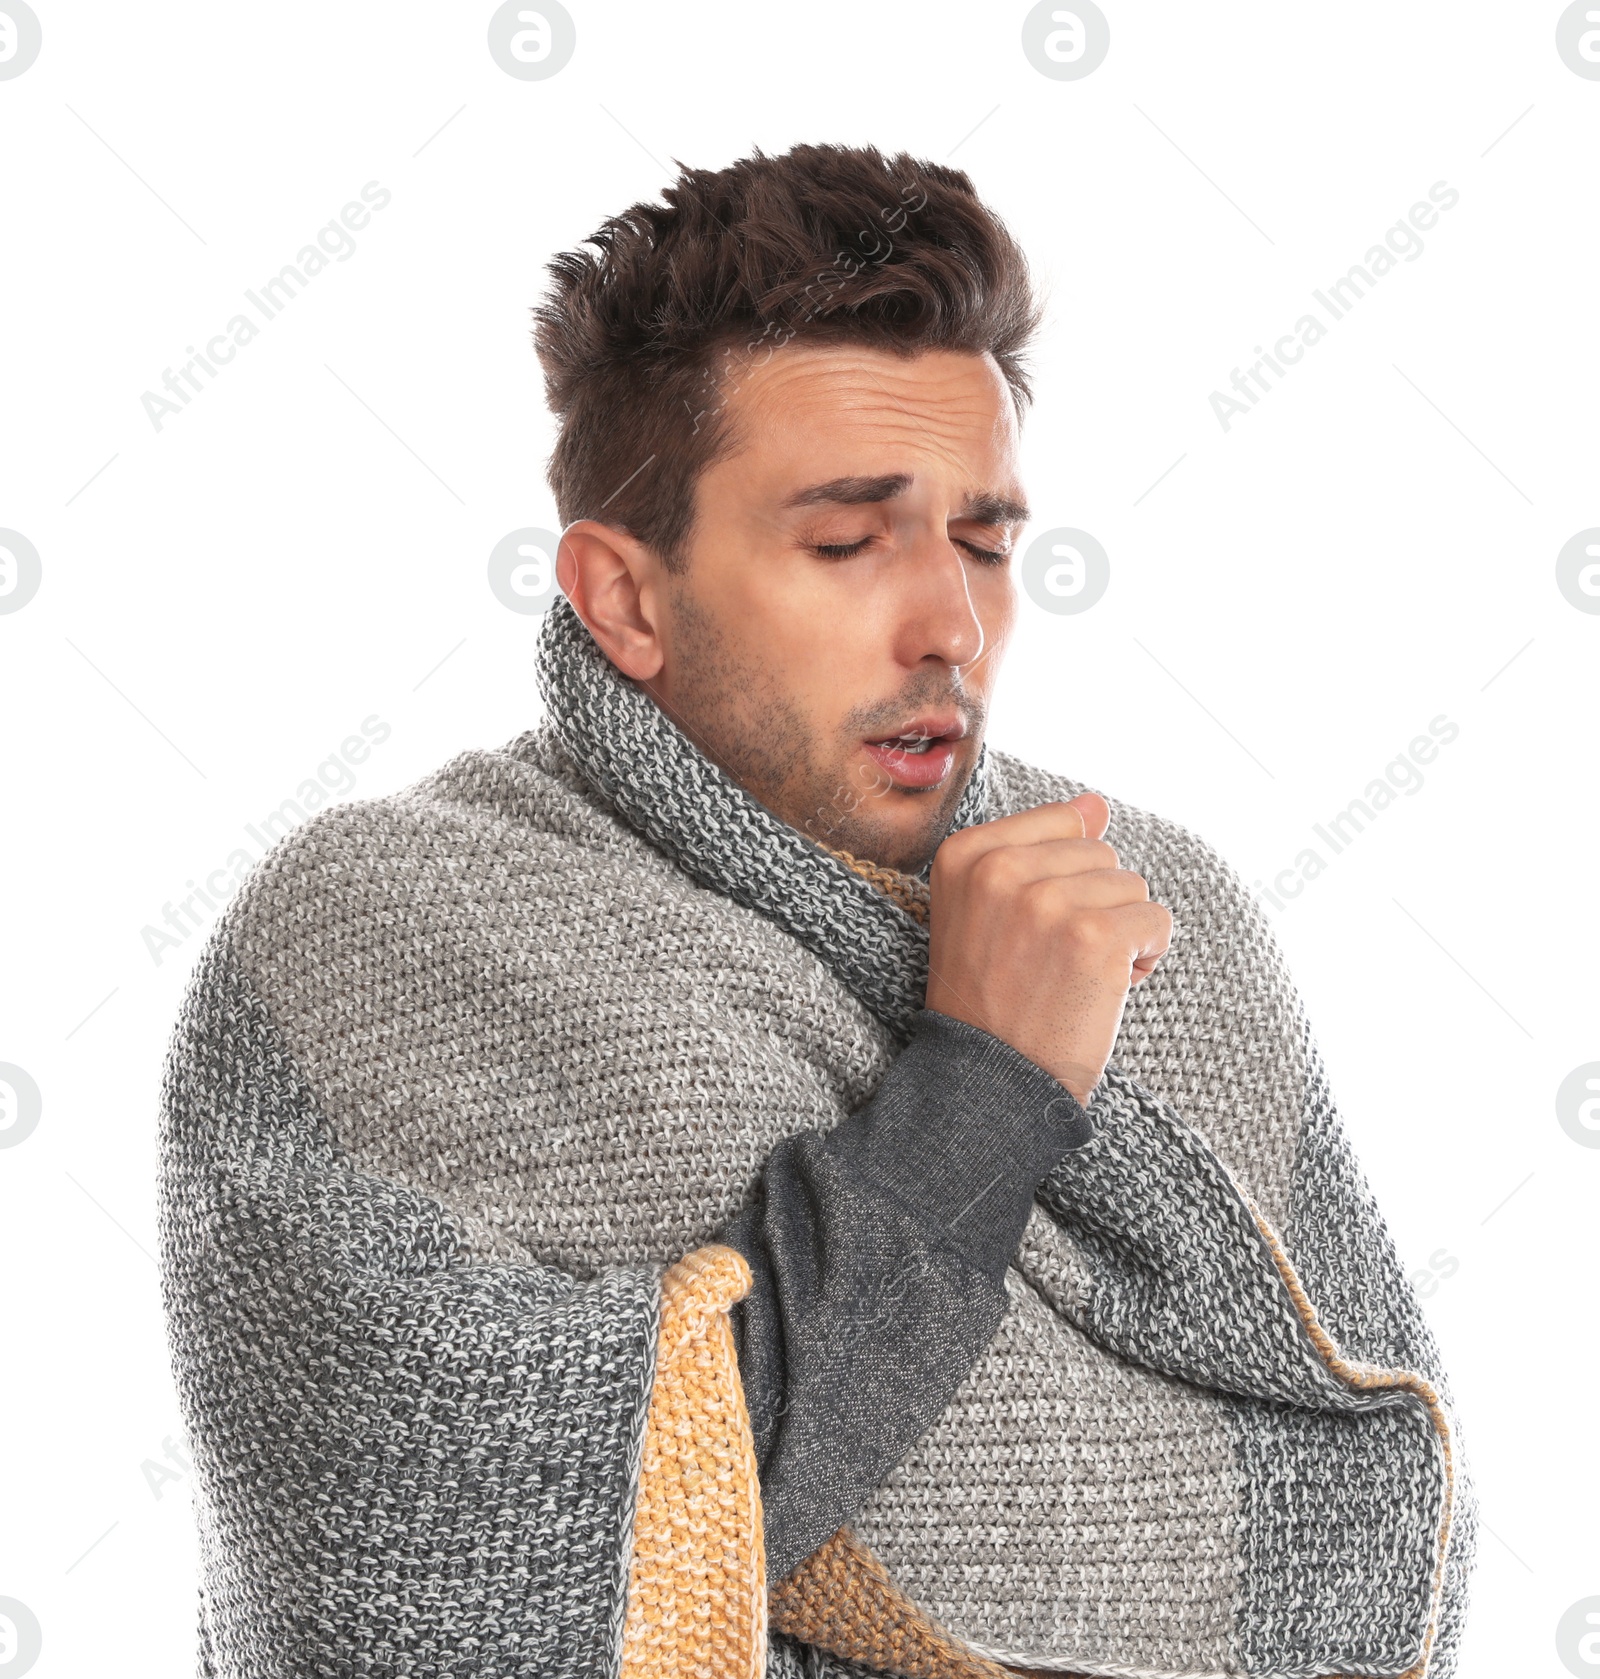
[716,1006,1094,1581]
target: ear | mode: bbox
[557,519,667,681]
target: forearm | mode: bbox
[717,1006,1093,1579]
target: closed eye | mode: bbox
[810,537,1011,564]
[957,540,1010,565]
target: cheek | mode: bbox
[973,569,1018,661]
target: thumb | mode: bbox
[1067,790,1110,841]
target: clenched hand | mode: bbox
[925,794,1172,1107]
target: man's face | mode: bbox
[643,343,1026,876]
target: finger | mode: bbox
[1044,867,1151,906]
[1066,790,1109,842]
[940,797,1092,862]
[967,843,1135,893]
[1122,901,1173,976]
[1035,894,1170,968]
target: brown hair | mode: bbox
[531,141,1044,572]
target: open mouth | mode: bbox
[877,731,940,754]
[862,717,966,790]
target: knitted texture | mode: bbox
[156,589,1474,1677]
[769,1530,1004,1679]
[534,593,981,1040]
[621,1245,767,1679]
[818,847,931,928]
[158,932,660,1677]
[617,1242,768,1672]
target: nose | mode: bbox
[890,530,986,674]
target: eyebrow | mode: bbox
[780,473,1030,525]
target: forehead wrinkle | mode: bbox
[740,383,1000,452]
[714,346,1020,510]
[822,354,1017,475]
[759,386,1005,476]
[729,346,1008,429]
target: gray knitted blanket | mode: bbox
[158,592,1473,1678]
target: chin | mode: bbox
[811,786,961,876]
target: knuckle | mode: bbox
[1064,906,1115,953]
[970,845,1021,895]
[933,826,972,866]
[930,827,975,881]
[1023,876,1072,931]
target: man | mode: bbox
[158,143,1473,1678]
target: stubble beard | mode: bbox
[651,589,979,876]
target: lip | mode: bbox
[863,714,968,747]
[861,715,967,790]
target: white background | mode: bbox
[1,3,1596,1674]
